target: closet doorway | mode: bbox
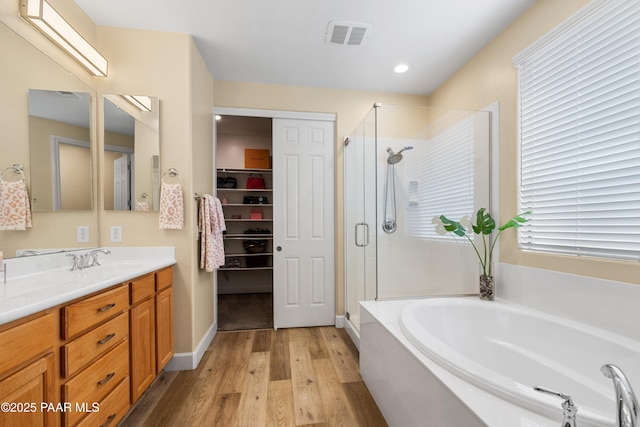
[216,115,273,330]
[214,108,336,331]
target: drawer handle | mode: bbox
[97,372,115,386]
[100,413,116,427]
[97,333,116,345]
[97,303,116,313]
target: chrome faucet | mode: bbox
[80,249,111,269]
[18,250,44,256]
[67,253,82,271]
[534,385,578,427]
[602,364,638,427]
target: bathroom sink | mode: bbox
[0,246,176,325]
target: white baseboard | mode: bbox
[335,314,345,328]
[344,318,360,350]
[164,320,217,371]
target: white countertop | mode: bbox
[0,247,176,325]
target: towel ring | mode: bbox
[0,164,26,182]
[162,168,179,178]
[161,168,181,184]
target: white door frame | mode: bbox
[51,135,90,210]
[212,106,337,329]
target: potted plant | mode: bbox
[433,208,530,300]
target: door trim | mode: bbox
[213,106,336,122]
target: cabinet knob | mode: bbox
[276,246,282,252]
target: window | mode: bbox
[514,0,640,261]
[406,111,475,239]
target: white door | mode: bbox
[114,154,129,210]
[273,118,335,328]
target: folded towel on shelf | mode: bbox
[0,179,32,231]
[159,182,184,229]
[199,194,226,272]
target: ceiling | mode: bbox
[74,0,535,95]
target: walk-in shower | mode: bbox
[344,104,491,340]
[382,146,413,234]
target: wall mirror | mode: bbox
[28,89,92,211]
[103,94,160,211]
[0,20,98,259]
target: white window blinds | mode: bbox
[406,112,474,239]
[514,0,640,261]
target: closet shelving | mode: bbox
[217,168,273,271]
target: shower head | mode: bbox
[386,146,413,164]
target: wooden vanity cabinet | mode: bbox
[129,266,174,403]
[155,267,174,373]
[129,284,156,403]
[0,312,55,427]
[0,264,174,426]
[60,285,130,427]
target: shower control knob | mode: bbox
[276,246,282,252]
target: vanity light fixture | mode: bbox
[122,95,152,112]
[20,0,108,77]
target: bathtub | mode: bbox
[395,297,640,427]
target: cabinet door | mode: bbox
[155,287,173,373]
[0,353,55,427]
[130,298,155,403]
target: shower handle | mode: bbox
[355,223,369,247]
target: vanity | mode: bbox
[0,247,175,427]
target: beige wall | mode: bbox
[429,0,640,286]
[190,36,216,347]
[96,27,215,353]
[214,81,429,314]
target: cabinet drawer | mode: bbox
[62,312,129,378]
[64,339,129,427]
[75,377,130,427]
[156,267,172,291]
[0,312,54,374]
[130,273,155,305]
[62,286,128,340]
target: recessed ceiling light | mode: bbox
[393,64,409,74]
[215,115,222,121]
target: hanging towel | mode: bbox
[0,179,32,231]
[159,182,184,229]
[135,200,150,211]
[199,195,226,272]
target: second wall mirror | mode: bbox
[28,89,92,211]
[103,94,160,211]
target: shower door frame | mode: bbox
[343,104,379,341]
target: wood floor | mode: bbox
[121,327,388,426]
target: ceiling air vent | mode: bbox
[325,21,372,46]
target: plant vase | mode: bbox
[479,275,494,301]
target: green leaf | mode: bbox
[498,211,531,231]
[472,208,495,235]
[439,215,467,237]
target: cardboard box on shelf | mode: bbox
[244,149,270,169]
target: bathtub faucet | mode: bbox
[602,364,638,427]
[533,385,577,427]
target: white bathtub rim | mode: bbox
[360,299,560,427]
[399,297,624,427]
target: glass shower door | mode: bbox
[344,107,377,333]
